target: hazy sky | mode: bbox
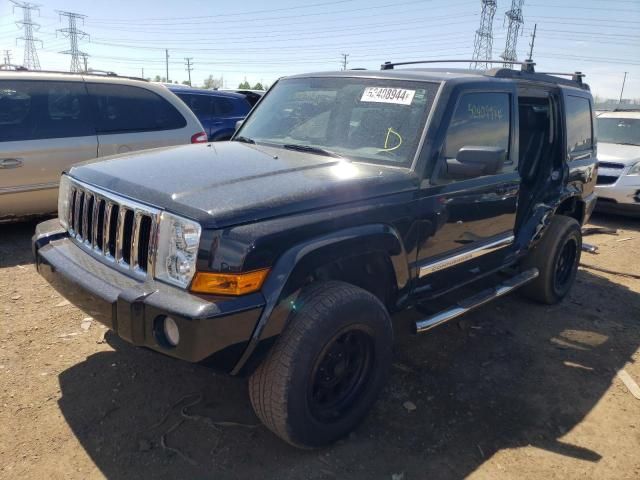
[1,0,638,98]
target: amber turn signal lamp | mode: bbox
[190,269,270,295]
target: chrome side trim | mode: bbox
[418,233,515,278]
[0,181,58,195]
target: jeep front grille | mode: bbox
[66,179,159,279]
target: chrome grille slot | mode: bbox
[63,178,159,280]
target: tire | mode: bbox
[248,280,393,448]
[521,215,582,304]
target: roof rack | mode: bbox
[381,59,537,73]
[0,65,148,82]
[536,71,586,84]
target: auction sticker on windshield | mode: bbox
[361,87,415,105]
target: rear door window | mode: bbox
[87,83,186,134]
[565,95,593,155]
[176,93,213,117]
[0,80,94,142]
[212,96,239,116]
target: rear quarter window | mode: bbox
[213,96,243,116]
[176,93,213,117]
[0,80,94,142]
[88,83,187,134]
[565,95,593,155]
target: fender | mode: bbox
[230,223,408,375]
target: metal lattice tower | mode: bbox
[471,0,497,70]
[11,1,42,70]
[501,0,525,68]
[56,11,89,73]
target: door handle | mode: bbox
[0,158,23,169]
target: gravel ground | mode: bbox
[0,213,639,480]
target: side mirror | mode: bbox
[235,120,244,132]
[446,146,506,177]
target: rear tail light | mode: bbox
[191,132,208,143]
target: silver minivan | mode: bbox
[0,71,207,222]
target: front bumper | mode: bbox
[33,219,264,372]
[595,176,640,216]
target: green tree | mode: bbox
[253,82,264,90]
[238,80,251,89]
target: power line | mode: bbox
[471,0,497,70]
[56,10,89,72]
[11,1,42,70]
[501,0,525,68]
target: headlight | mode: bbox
[628,162,640,176]
[58,175,72,230]
[154,212,202,288]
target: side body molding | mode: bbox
[230,223,409,375]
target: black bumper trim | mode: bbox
[34,219,264,371]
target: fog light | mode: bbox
[157,316,180,347]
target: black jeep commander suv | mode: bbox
[34,60,598,448]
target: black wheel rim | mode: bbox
[554,238,578,291]
[308,328,374,423]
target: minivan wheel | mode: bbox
[248,281,393,448]
[521,215,582,304]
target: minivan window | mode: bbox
[565,95,593,154]
[0,80,93,142]
[87,83,186,134]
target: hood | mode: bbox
[598,142,640,167]
[69,142,418,228]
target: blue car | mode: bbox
[167,86,251,141]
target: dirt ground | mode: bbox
[1,213,639,480]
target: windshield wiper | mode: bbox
[282,144,344,159]
[234,135,255,144]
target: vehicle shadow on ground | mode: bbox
[56,269,639,480]
[0,220,40,268]
[588,211,639,231]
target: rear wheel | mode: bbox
[248,281,393,448]
[521,215,582,304]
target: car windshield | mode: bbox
[236,77,440,167]
[597,117,640,146]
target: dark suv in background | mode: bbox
[167,85,252,141]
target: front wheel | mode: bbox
[248,281,393,448]
[521,215,582,304]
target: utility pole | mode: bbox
[471,0,497,70]
[619,72,628,104]
[165,49,169,82]
[82,53,88,72]
[184,57,193,86]
[56,11,89,73]
[3,50,12,64]
[527,23,537,61]
[341,53,349,70]
[501,0,525,68]
[141,67,144,79]
[11,1,42,70]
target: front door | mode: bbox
[0,78,97,219]
[414,88,520,294]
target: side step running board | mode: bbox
[414,268,539,334]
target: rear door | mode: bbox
[175,92,215,140]
[86,82,189,156]
[210,95,250,140]
[414,86,520,293]
[0,78,97,218]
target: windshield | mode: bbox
[597,117,640,146]
[236,77,440,167]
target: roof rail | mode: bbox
[381,59,536,73]
[536,71,586,84]
[0,65,148,82]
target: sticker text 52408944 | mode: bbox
[361,87,416,105]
